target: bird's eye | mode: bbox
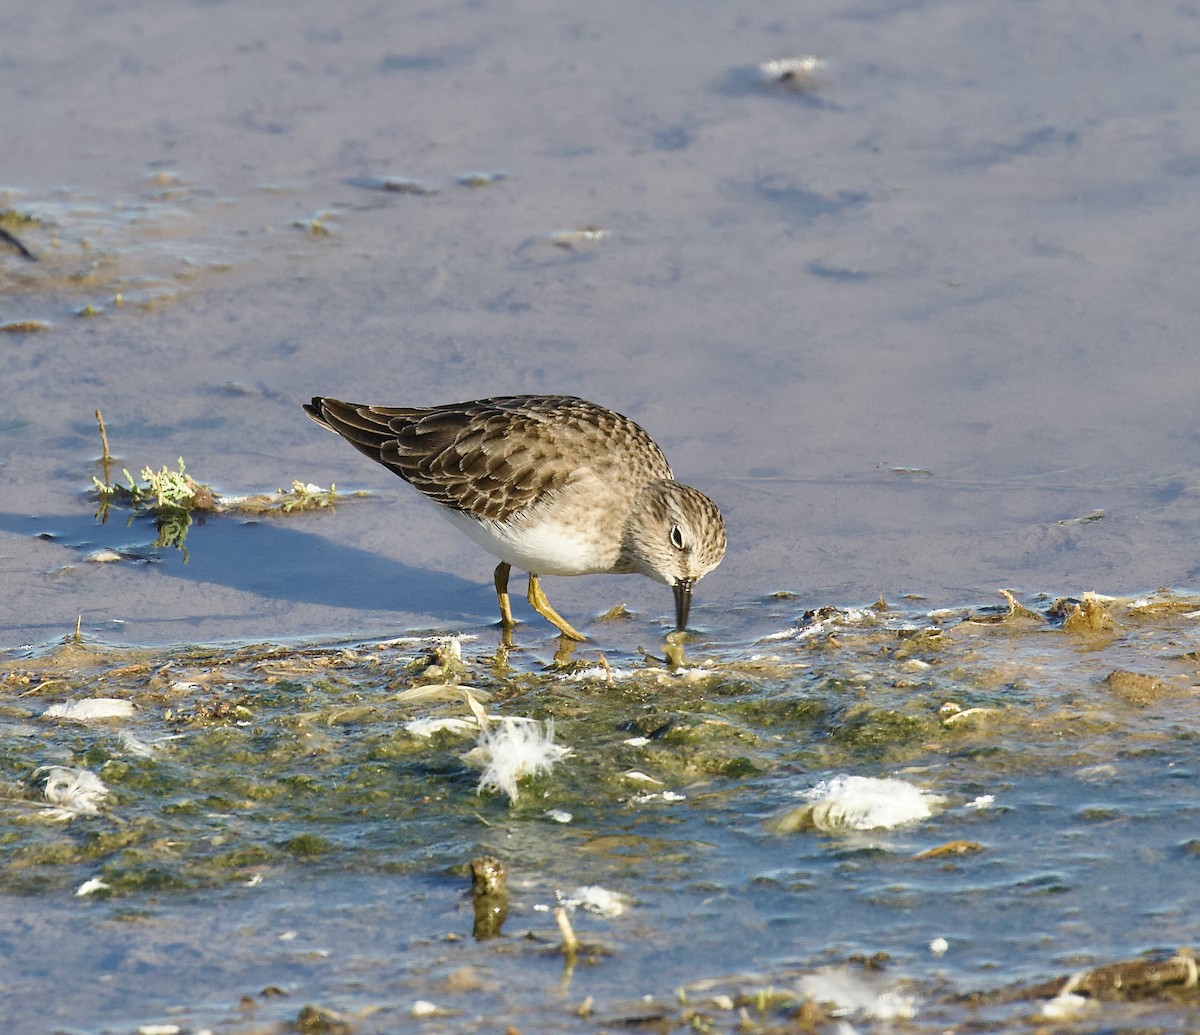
[670,524,686,550]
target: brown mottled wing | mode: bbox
[303,395,671,522]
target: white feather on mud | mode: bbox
[769,775,944,834]
[35,766,111,821]
[466,718,571,802]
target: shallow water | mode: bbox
[4,0,1200,1031]
[3,595,1200,1032]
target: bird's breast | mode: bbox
[440,505,622,576]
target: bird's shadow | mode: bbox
[0,506,497,622]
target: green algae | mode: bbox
[3,590,1200,919]
[828,704,940,757]
[282,833,338,857]
[5,583,1200,1033]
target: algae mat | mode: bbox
[2,591,1200,1032]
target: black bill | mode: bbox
[673,579,694,632]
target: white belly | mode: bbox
[439,506,615,576]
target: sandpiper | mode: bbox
[302,395,726,640]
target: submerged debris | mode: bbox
[516,226,609,263]
[404,716,477,738]
[911,839,984,861]
[1053,593,1117,635]
[939,701,999,726]
[409,1000,448,1018]
[1031,950,1199,1002]
[1056,509,1105,525]
[1103,668,1171,705]
[75,876,111,897]
[548,226,607,249]
[597,603,633,622]
[1,184,232,315]
[43,698,136,721]
[557,885,631,918]
[797,965,917,1020]
[554,906,580,959]
[293,1003,354,1035]
[964,589,1047,626]
[769,775,943,834]
[470,855,508,940]
[758,55,826,91]
[969,948,1200,1015]
[220,481,347,514]
[457,171,507,187]
[349,175,439,195]
[0,221,38,261]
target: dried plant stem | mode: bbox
[554,906,579,959]
[95,409,113,486]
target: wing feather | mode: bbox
[303,395,671,522]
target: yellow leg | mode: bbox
[528,574,587,641]
[493,562,516,632]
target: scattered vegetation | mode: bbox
[225,481,343,514]
[0,319,50,333]
[0,209,41,262]
[89,409,355,558]
[92,456,213,558]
